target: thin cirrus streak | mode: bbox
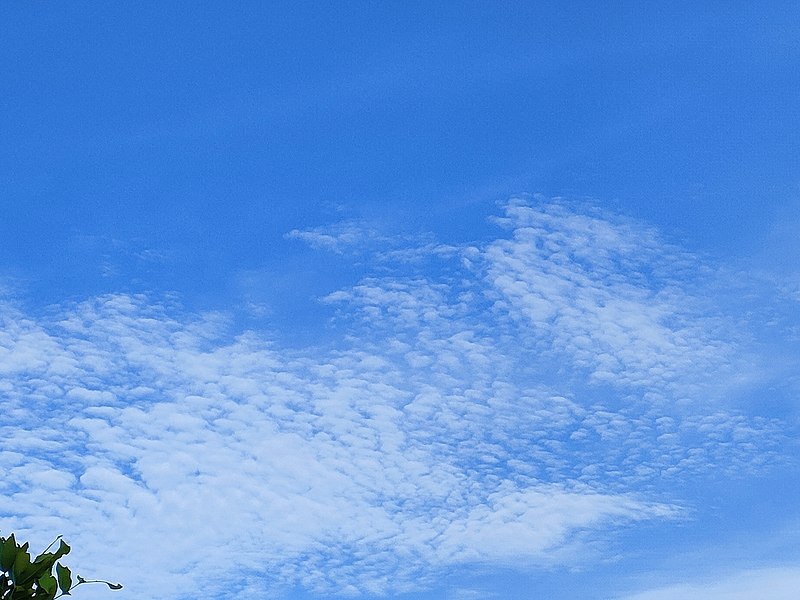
[0,198,786,599]
[614,567,800,600]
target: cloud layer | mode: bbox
[0,198,788,599]
[617,567,800,600]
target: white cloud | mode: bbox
[285,221,388,254]
[436,485,678,565]
[483,198,739,396]
[617,567,800,600]
[0,198,789,599]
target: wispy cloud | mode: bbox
[0,198,790,599]
[617,567,800,600]
[285,221,389,255]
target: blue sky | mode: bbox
[1,3,799,599]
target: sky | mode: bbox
[1,2,799,599]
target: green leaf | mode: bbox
[0,535,18,573]
[55,564,71,596]
[18,563,48,586]
[105,582,123,590]
[37,541,69,566]
[10,588,33,600]
[37,573,57,599]
[31,553,56,570]
[11,549,31,583]
[54,541,69,563]
[24,539,70,586]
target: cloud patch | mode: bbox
[617,567,800,600]
[0,198,788,599]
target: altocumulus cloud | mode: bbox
[0,198,787,599]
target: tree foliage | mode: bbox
[0,533,121,600]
